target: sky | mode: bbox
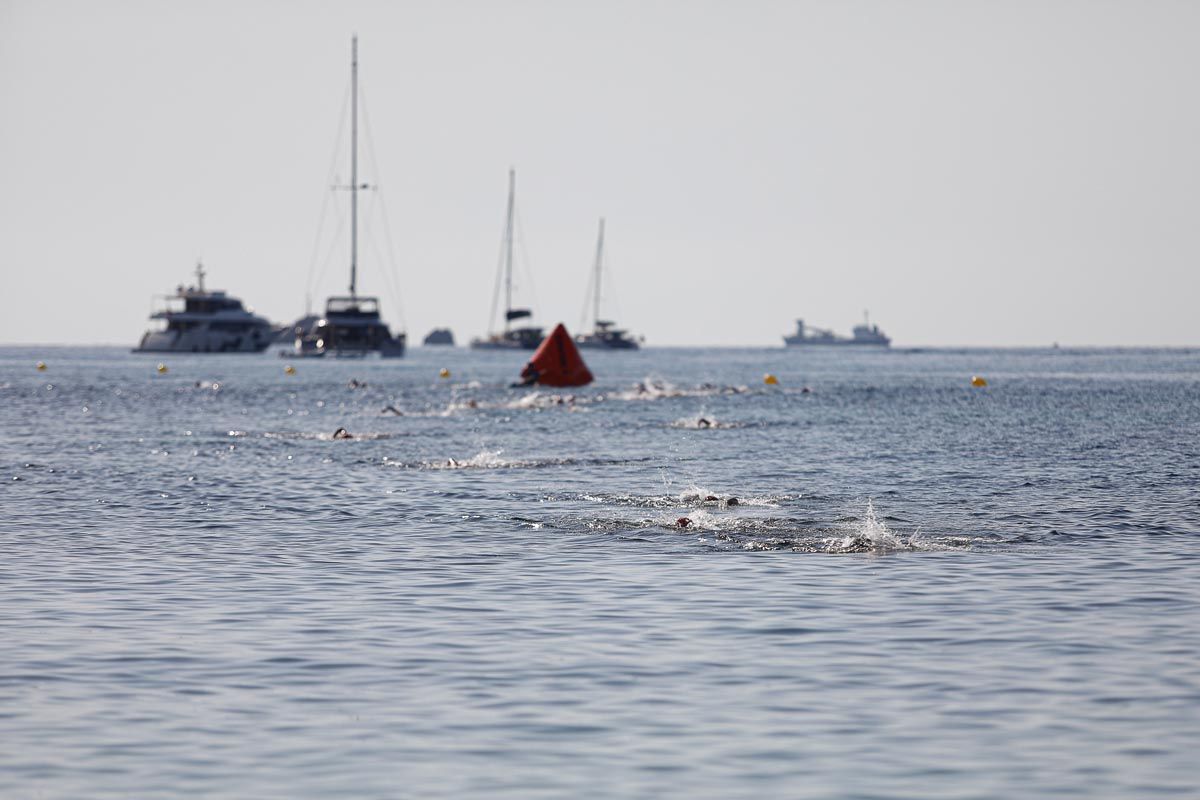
[1,0,1197,347]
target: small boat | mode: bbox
[783,313,891,347]
[575,218,640,350]
[470,169,543,350]
[293,37,406,359]
[134,262,272,353]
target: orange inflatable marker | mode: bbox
[517,323,594,387]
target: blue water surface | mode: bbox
[1,345,1198,798]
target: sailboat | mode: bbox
[575,218,640,350]
[293,37,406,358]
[470,169,544,350]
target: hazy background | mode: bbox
[2,0,1197,347]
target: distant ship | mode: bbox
[470,169,544,350]
[784,314,891,347]
[134,262,272,353]
[292,37,406,359]
[575,218,640,350]
[423,328,455,346]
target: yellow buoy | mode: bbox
[439,368,451,379]
[35,361,46,371]
[764,373,780,386]
[284,364,296,375]
[156,363,168,374]
[971,375,988,387]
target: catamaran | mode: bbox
[575,218,640,350]
[293,37,406,358]
[470,169,543,350]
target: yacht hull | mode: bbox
[135,328,271,353]
[782,338,890,347]
[470,328,544,350]
[576,337,639,350]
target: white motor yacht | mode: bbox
[135,262,272,353]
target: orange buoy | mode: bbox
[971,375,988,387]
[517,323,594,387]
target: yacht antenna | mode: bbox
[349,35,359,299]
[503,167,515,332]
[592,218,605,330]
[195,260,206,293]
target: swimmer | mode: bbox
[704,495,719,502]
[726,497,739,506]
[697,417,712,428]
[513,366,539,387]
[381,405,403,416]
[676,517,692,528]
[332,427,353,440]
[348,378,367,389]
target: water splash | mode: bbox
[427,449,510,469]
[670,414,741,430]
[825,499,919,553]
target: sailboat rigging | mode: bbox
[575,218,640,350]
[470,169,544,350]
[293,36,406,358]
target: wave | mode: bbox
[257,431,406,441]
[363,379,764,420]
[669,415,743,430]
[607,378,752,403]
[388,450,658,471]
[557,497,969,554]
[576,485,791,509]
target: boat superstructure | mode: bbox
[293,36,406,359]
[575,218,640,350]
[470,169,543,350]
[783,313,891,347]
[135,262,272,353]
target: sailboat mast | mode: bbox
[592,218,605,330]
[349,35,359,298]
[504,168,515,332]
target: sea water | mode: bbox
[1,345,1198,798]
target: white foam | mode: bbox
[427,449,509,469]
[824,499,924,553]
